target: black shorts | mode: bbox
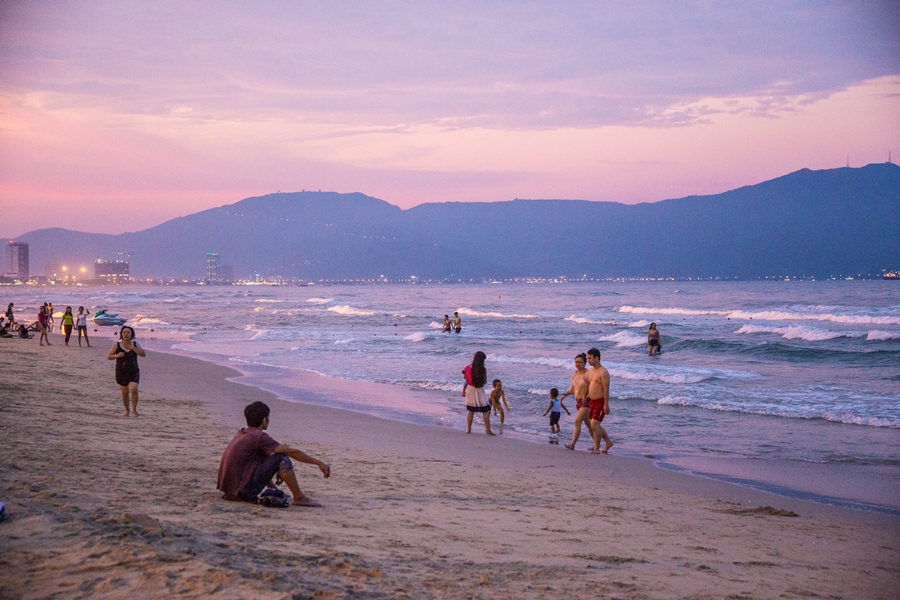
[648,339,658,347]
[467,404,491,413]
[549,412,561,426]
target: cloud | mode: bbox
[2,1,898,130]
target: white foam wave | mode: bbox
[657,396,899,428]
[428,321,444,329]
[457,307,540,319]
[405,331,429,342]
[611,368,711,384]
[734,324,860,342]
[132,316,170,325]
[866,330,900,341]
[487,353,572,369]
[327,305,375,316]
[333,339,353,344]
[254,299,282,303]
[527,388,550,396]
[306,297,333,304]
[565,315,601,324]
[621,305,900,325]
[598,331,647,347]
[400,380,460,392]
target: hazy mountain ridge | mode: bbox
[6,163,899,279]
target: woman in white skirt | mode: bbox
[462,351,495,435]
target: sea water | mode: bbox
[8,281,899,511]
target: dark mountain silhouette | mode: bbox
[6,163,899,280]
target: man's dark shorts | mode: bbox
[237,453,293,501]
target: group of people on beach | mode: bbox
[1,302,93,346]
[461,347,614,454]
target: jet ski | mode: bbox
[92,309,127,326]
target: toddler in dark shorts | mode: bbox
[542,388,570,434]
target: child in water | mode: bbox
[488,379,511,425]
[542,388,570,433]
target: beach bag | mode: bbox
[257,488,291,508]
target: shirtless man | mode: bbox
[453,311,462,334]
[585,347,614,454]
[562,353,595,450]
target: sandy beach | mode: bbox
[1,335,898,599]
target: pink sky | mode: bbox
[1,2,898,237]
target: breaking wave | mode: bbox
[457,308,540,319]
[327,305,375,316]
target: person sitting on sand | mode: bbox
[0,320,12,338]
[18,324,34,339]
[488,379,510,425]
[218,401,331,507]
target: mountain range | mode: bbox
[5,163,899,280]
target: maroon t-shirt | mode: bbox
[217,427,280,496]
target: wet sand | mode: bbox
[1,337,898,599]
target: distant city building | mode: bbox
[221,263,235,282]
[206,252,221,282]
[6,241,29,278]
[94,259,131,283]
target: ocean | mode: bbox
[7,281,899,512]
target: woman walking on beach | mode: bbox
[647,322,661,356]
[462,351,494,435]
[75,307,91,347]
[61,306,75,346]
[38,305,51,346]
[108,326,146,417]
[562,353,595,450]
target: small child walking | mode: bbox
[542,388,570,433]
[488,379,511,425]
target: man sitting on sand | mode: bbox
[217,401,330,507]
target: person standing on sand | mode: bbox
[453,311,462,334]
[61,306,75,346]
[647,322,661,356]
[38,305,51,346]
[563,353,596,451]
[218,401,330,507]
[75,307,91,347]
[5,303,15,329]
[585,347,614,454]
[47,302,55,333]
[107,326,146,417]
[462,351,494,435]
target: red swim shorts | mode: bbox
[588,398,606,422]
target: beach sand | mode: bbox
[1,337,898,599]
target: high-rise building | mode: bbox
[206,252,221,282]
[6,241,29,278]
[94,259,130,283]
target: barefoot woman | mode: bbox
[562,353,595,450]
[462,351,494,435]
[108,326,146,416]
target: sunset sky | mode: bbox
[1,1,898,237]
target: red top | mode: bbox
[464,364,473,386]
[217,428,280,496]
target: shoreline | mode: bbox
[1,337,899,597]
[146,338,900,518]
